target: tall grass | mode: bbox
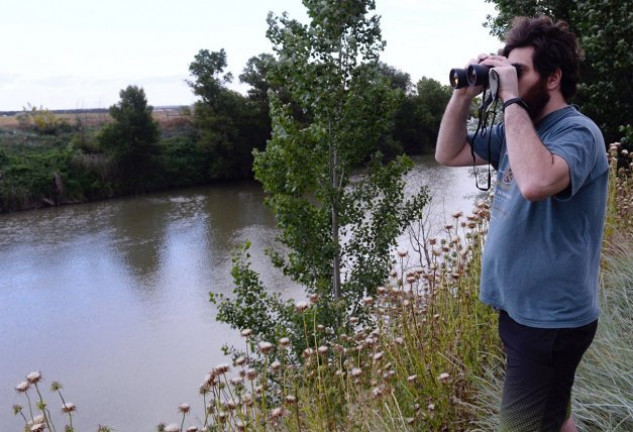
[572,144,633,431]
[470,143,633,432]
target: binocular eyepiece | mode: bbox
[449,64,521,89]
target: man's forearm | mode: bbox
[435,92,475,166]
[504,104,570,200]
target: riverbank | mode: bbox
[7,146,631,431]
[0,106,259,214]
[469,144,633,431]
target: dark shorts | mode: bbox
[498,310,597,432]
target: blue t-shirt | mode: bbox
[469,105,608,328]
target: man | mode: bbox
[435,16,608,432]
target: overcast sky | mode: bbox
[1,0,501,111]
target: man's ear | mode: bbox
[547,68,563,90]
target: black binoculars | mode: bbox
[449,64,521,89]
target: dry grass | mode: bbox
[0,108,188,130]
[0,114,19,127]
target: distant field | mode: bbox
[0,107,186,129]
[0,115,22,128]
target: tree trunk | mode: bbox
[329,119,341,300]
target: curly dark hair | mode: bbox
[502,16,580,101]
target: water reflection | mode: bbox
[0,159,478,431]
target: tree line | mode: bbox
[0,51,451,213]
[1,0,631,214]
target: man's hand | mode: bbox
[478,54,520,101]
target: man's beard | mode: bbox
[522,76,550,120]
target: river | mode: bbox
[0,156,480,431]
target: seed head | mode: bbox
[229,376,243,386]
[15,381,30,393]
[223,400,237,411]
[30,423,45,432]
[278,337,291,347]
[246,368,258,381]
[258,341,274,354]
[164,424,180,432]
[438,372,450,382]
[295,301,309,312]
[383,370,396,380]
[214,364,230,375]
[26,371,42,384]
[267,360,280,372]
[372,386,384,398]
[61,402,76,413]
[270,407,284,419]
[351,368,363,377]
[178,403,190,414]
[201,372,217,390]
[240,329,253,337]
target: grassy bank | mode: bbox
[469,144,633,431]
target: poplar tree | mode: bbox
[211,0,428,341]
[212,0,428,351]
